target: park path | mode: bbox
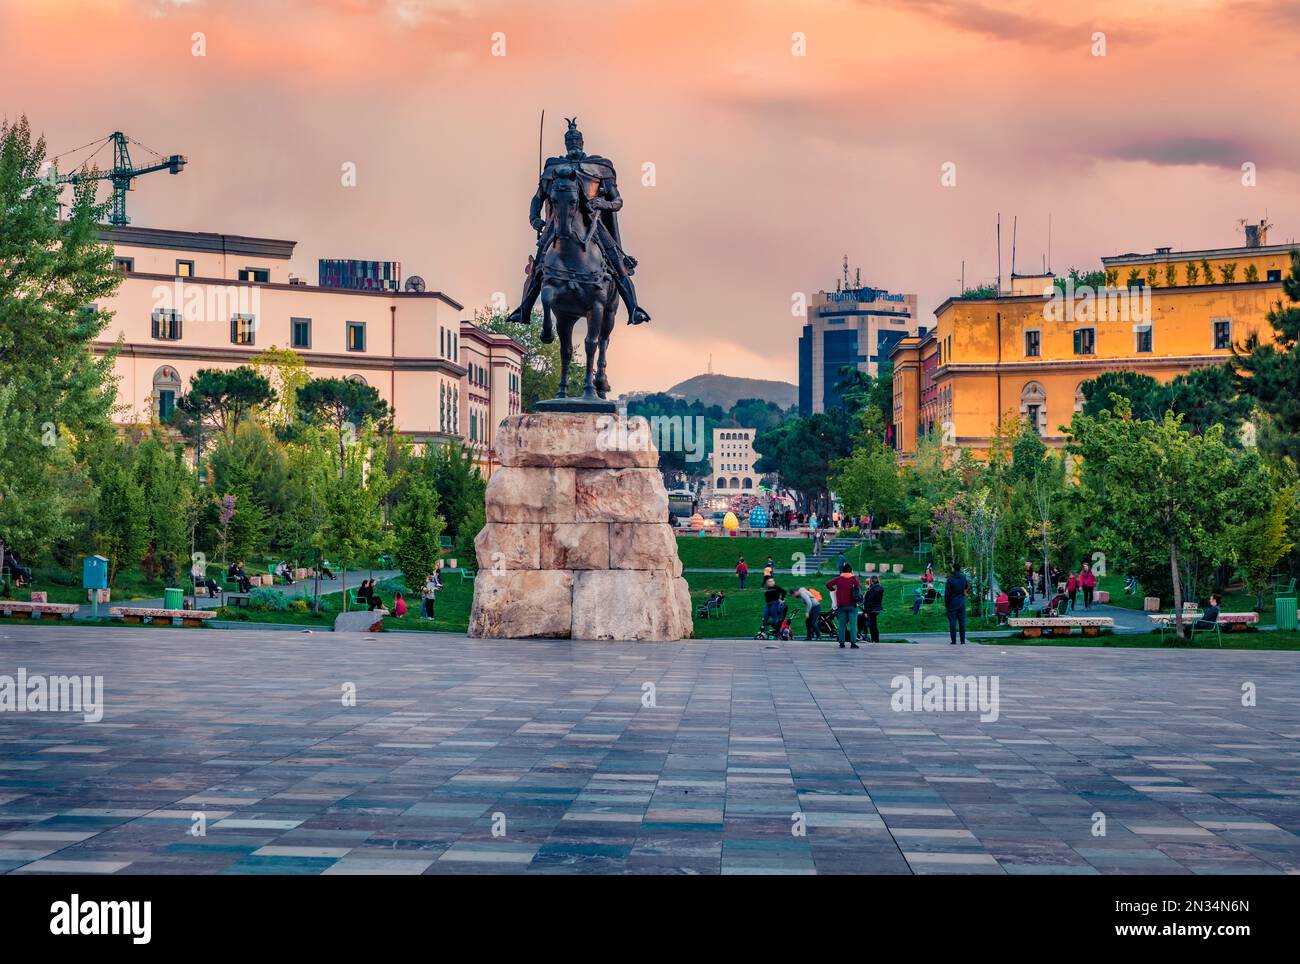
[75,569,403,618]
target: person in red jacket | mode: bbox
[736,556,749,589]
[825,562,862,649]
[1080,563,1097,609]
[1066,570,1079,611]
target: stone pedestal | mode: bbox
[469,411,693,640]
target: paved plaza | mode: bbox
[1,625,1298,875]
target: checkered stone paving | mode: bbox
[1,626,1298,875]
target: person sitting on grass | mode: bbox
[392,591,407,618]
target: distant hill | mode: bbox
[663,373,798,411]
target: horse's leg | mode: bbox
[582,304,599,399]
[595,283,616,397]
[556,311,573,398]
[539,284,556,345]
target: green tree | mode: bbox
[176,366,275,455]
[85,441,148,584]
[1232,480,1296,609]
[0,117,120,560]
[832,407,902,522]
[425,442,486,545]
[1185,261,1200,285]
[323,437,388,610]
[754,409,854,515]
[392,473,446,590]
[1232,250,1300,460]
[251,346,310,427]
[1070,403,1243,635]
[132,432,193,580]
[1244,264,1260,283]
[297,377,389,472]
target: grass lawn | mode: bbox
[686,571,970,638]
[675,535,812,570]
[975,628,1300,650]
[10,565,169,605]
[1093,573,1270,618]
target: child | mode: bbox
[393,591,407,618]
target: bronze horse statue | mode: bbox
[538,165,617,400]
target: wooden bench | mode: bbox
[1007,616,1115,638]
[0,601,79,620]
[110,607,216,628]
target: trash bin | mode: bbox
[164,587,184,611]
[1275,596,1297,631]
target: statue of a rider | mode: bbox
[507,117,651,327]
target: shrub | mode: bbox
[249,587,289,611]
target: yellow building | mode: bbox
[891,233,1295,455]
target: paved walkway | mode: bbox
[0,626,1297,875]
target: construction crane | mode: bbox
[51,131,186,226]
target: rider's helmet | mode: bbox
[564,117,584,154]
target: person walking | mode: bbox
[861,574,884,643]
[736,556,749,589]
[945,563,969,645]
[761,576,788,637]
[796,586,823,641]
[825,562,862,649]
[1026,564,1037,603]
[1066,570,1079,611]
[1080,563,1097,609]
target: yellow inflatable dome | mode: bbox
[722,511,739,531]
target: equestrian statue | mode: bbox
[508,117,650,403]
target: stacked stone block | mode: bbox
[468,412,693,640]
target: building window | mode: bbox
[175,259,195,277]
[238,268,270,283]
[1213,319,1232,350]
[440,328,446,357]
[1267,269,1282,282]
[347,321,366,352]
[291,317,312,349]
[151,309,182,341]
[114,257,134,273]
[152,366,182,423]
[1135,324,1152,353]
[1072,327,1095,355]
[1020,381,1047,435]
[231,314,256,346]
[1024,330,1040,357]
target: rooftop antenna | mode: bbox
[996,214,1002,294]
[1047,213,1052,273]
[1011,215,1018,279]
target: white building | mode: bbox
[710,427,762,493]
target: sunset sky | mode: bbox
[4,0,1299,392]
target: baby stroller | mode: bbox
[813,608,838,640]
[755,599,792,640]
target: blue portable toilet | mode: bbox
[83,555,109,590]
